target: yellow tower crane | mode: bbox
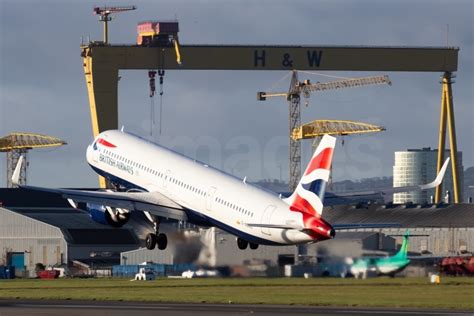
[258,72,391,191]
[0,133,66,188]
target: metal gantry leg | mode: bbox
[435,72,461,203]
[82,48,118,188]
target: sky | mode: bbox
[0,0,473,188]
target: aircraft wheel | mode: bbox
[237,238,248,250]
[146,233,157,250]
[249,242,259,250]
[157,233,168,250]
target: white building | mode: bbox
[393,148,463,204]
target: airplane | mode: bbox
[348,230,411,279]
[12,130,450,251]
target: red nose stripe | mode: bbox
[305,147,333,175]
[98,138,116,148]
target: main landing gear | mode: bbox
[237,237,259,250]
[145,218,168,250]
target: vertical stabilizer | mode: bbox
[394,230,410,259]
[284,134,336,217]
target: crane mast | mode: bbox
[258,71,391,191]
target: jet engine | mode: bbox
[86,203,131,227]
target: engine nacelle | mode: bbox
[86,203,131,228]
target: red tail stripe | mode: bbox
[304,147,333,176]
[98,138,117,148]
[290,194,318,217]
[302,213,333,240]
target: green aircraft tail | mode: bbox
[393,230,410,259]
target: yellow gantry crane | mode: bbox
[82,8,461,200]
[258,72,391,191]
[0,133,66,188]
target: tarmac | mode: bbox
[0,300,472,316]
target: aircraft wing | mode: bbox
[12,156,187,221]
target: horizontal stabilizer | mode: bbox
[333,223,400,230]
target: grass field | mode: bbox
[0,277,473,310]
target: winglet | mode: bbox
[12,155,24,186]
[420,158,450,190]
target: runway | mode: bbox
[0,300,471,316]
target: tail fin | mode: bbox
[394,230,410,259]
[284,134,336,217]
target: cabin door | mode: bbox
[261,205,276,235]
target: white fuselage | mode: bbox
[86,130,313,245]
